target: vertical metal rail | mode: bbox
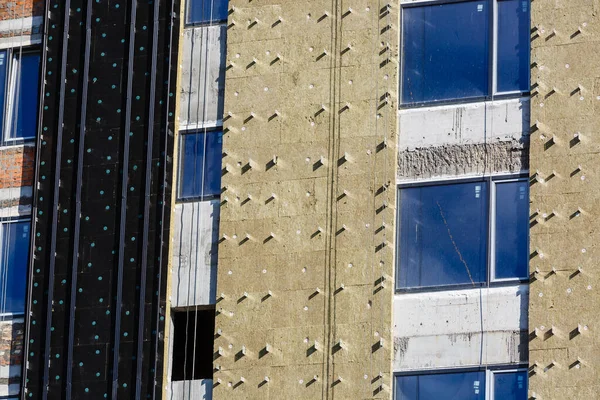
[20,0,51,394]
[153,0,178,397]
[135,0,161,396]
[65,0,92,398]
[111,0,138,397]
[42,1,71,398]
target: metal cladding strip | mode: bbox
[21,0,51,395]
[153,1,178,397]
[136,0,160,396]
[42,0,71,398]
[111,0,138,398]
[65,0,92,398]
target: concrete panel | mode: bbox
[171,380,213,400]
[179,25,226,130]
[393,285,529,371]
[399,98,530,151]
[171,200,220,307]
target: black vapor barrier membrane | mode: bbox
[23,0,180,398]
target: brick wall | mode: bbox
[0,0,43,20]
[0,146,34,190]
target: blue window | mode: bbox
[179,130,222,200]
[0,220,31,315]
[186,0,228,25]
[397,178,528,290]
[0,49,41,143]
[497,0,530,92]
[401,0,529,105]
[396,371,486,400]
[396,369,527,400]
[494,181,528,280]
[492,371,527,398]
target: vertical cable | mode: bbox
[42,0,71,397]
[153,0,178,396]
[135,0,161,396]
[111,0,137,397]
[64,0,92,398]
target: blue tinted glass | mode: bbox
[180,131,222,200]
[495,181,528,279]
[10,53,40,140]
[398,182,488,289]
[493,371,527,399]
[402,1,489,104]
[187,0,228,24]
[0,51,7,137]
[396,371,486,400]
[497,0,530,92]
[0,221,30,314]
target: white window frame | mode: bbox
[0,217,31,318]
[176,127,223,203]
[486,368,528,399]
[2,47,39,145]
[396,174,529,292]
[185,0,229,27]
[400,0,530,107]
[489,177,529,283]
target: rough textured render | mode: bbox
[179,25,226,130]
[171,201,220,306]
[398,139,529,181]
[529,1,600,399]
[215,1,398,399]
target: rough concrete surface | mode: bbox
[215,1,398,399]
[398,139,529,181]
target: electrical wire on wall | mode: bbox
[179,0,216,398]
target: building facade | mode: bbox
[0,0,592,399]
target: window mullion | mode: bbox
[491,0,498,95]
[489,178,496,283]
[5,50,18,142]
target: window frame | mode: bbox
[1,46,41,145]
[395,173,530,293]
[0,216,32,318]
[399,0,530,108]
[185,0,229,27]
[393,365,528,400]
[176,127,223,203]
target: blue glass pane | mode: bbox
[180,131,222,199]
[0,221,30,314]
[10,53,40,140]
[187,0,228,24]
[497,0,530,92]
[398,182,488,289]
[493,371,527,399]
[402,1,489,104]
[396,371,486,400]
[0,51,7,138]
[495,181,528,279]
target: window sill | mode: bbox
[176,195,220,204]
[399,92,530,110]
[184,20,227,28]
[395,278,529,294]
